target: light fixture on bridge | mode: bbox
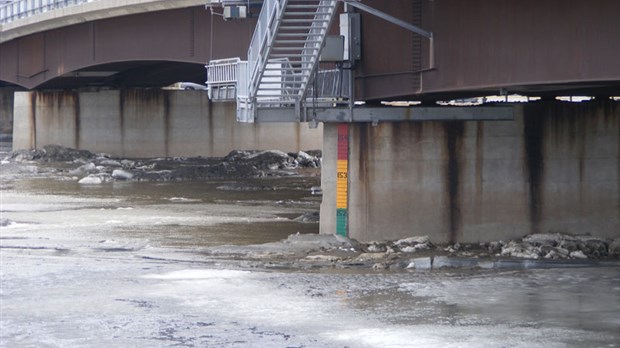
[223,5,247,19]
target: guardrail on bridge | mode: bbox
[0,0,97,24]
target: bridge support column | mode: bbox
[320,101,620,243]
[12,89,322,157]
[1,88,15,140]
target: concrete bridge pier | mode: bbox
[320,101,620,243]
[12,89,322,157]
[1,88,15,139]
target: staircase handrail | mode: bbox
[297,0,336,100]
[247,0,287,101]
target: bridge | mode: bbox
[1,0,618,243]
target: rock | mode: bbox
[355,253,386,262]
[394,236,432,253]
[70,162,97,175]
[577,237,608,258]
[444,244,460,253]
[401,245,430,253]
[410,257,432,270]
[0,218,12,227]
[293,211,320,223]
[224,150,254,161]
[121,160,136,169]
[372,263,389,270]
[99,159,121,167]
[500,241,541,259]
[487,241,503,254]
[78,175,103,185]
[8,145,95,163]
[523,233,563,248]
[112,169,134,180]
[310,186,322,195]
[303,255,341,262]
[389,261,412,270]
[559,239,579,252]
[569,250,588,259]
[283,233,357,252]
[95,153,112,160]
[366,241,388,253]
[432,256,452,268]
[40,145,94,162]
[544,249,568,260]
[295,151,315,166]
[609,238,620,257]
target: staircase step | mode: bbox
[287,4,335,7]
[256,87,301,91]
[283,12,332,16]
[267,59,315,64]
[263,67,313,71]
[273,39,324,44]
[280,19,331,23]
[276,33,322,37]
[255,95,299,98]
[270,54,317,58]
[271,46,320,51]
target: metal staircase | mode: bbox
[239,0,340,122]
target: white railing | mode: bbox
[207,57,241,87]
[206,57,247,101]
[0,0,97,24]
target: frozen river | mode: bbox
[1,176,620,347]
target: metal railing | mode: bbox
[0,0,97,24]
[206,57,247,101]
[207,57,241,87]
[307,68,350,100]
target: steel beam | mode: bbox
[254,105,515,123]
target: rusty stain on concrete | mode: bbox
[443,121,464,243]
[523,104,545,235]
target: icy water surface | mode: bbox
[2,177,321,248]
[1,177,620,347]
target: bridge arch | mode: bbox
[0,5,255,89]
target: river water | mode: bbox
[1,173,620,347]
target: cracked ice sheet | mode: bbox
[142,268,620,348]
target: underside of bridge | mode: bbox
[2,0,620,101]
[0,6,256,90]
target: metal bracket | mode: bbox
[341,0,434,68]
[341,0,432,39]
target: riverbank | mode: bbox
[192,233,620,272]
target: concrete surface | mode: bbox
[12,89,323,157]
[320,100,620,243]
[0,87,14,135]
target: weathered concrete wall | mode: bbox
[12,89,322,157]
[0,88,15,136]
[320,101,620,243]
